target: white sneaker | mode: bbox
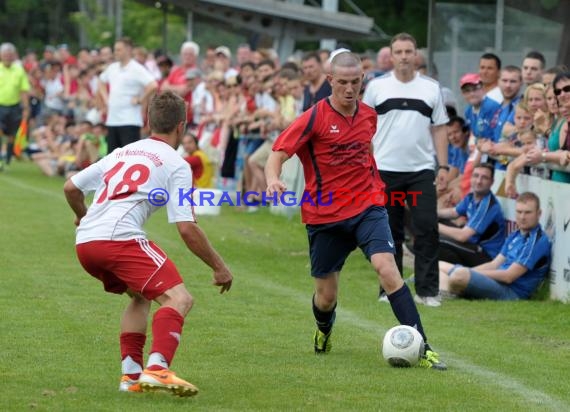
[439,290,458,300]
[414,294,441,307]
[378,293,389,303]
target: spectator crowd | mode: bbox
[1,36,569,302]
[1,40,569,188]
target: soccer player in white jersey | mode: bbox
[64,91,233,397]
[363,33,450,307]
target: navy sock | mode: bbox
[387,284,428,343]
[312,295,336,335]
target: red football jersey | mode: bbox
[273,98,385,224]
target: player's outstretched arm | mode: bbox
[63,179,87,226]
[264,150,289,196]
[176,221,233,294]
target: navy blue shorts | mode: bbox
[306,206,395,277]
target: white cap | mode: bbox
[215,46,231,59]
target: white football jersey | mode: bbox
[71,138,195,244]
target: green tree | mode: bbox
[69,0,114,48]
[0,0,79,52]
[340,0,429,52]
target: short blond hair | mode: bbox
[523,82,546,104]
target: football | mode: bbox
[382,325,424,367]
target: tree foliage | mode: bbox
[339,0,429,51]
[0,0,79,52]
[69,0,114,48]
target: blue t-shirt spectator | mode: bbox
[448,145,469,174]
[492,96,521,143]
[498,225,551,299]
[464,96,501,140]
[455,192,506,258]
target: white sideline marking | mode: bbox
[0,176,191,249]
[7,176,567,409]
[0,175,64,199]
[251,277,568,411]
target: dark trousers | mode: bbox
[106,125,141,154]
[379,169,439,297]
[439,234,492,267]
[0,104,22,165]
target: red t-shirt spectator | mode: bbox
[63,55,78,66]
[166,65,195,86]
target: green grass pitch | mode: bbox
[1,162,569,411]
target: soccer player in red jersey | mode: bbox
[265,51,446,370]
[64,91,233,396]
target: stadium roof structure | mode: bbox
[136,0,388,58]
[181,0,386,41]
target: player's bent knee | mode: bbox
[372,254,403,294]
[371,253,399,276]
[316,292,337,308]
[315,286,337,306]
[156,285,194,316]
[314,287,338,309]
[177,291,194,315]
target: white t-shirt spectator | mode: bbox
[486,85,503,104]
[100,59,155,127]
[191,81,209,125]
[363,72,449,172]
[255,91,277,112]
[42,77,65,112]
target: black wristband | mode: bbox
[437,165,450,171]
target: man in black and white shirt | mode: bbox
[363,33,449,307]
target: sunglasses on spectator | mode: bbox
[554,85,570,96]
[461,84,481,93]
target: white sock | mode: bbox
[121,355,143,375]
[147,352,169,370]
